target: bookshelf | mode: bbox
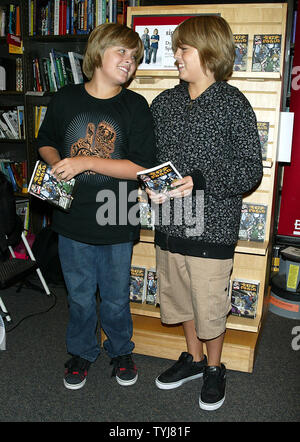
[126,3,288,372]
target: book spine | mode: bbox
[54,0,60,35]
[5,163,18,191]
[49,49,60,89]
[2,111,18,138]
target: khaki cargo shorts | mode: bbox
[156,246,233,340]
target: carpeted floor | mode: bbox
[0,280,299,424]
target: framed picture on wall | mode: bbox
[130,13,218,73]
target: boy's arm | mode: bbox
[50,156,145,181]
[39,146,61,166]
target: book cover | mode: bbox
[230,278,259,318]
[146,269,158,305]
[257,121,269,160]
[252,34,281,72]
[2,110,19,138]
[17,105,25,139]
[35,105,47,138]
[68,51,84,84]
[137,161,182,195]
[28,160,77,211]
[129,265,146,303]
[238,202,267,242]
[233,34,248,71]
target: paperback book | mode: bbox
[28,160,77,211]
[137,161,182,195]
[257,121,269,160]
[230,278,259,318]
[233,34,248,71]
[238,202,267,242]
[252,34,281,72]
[130,266,146,303]
[146,269,158,305]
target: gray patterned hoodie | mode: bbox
[150,81,263,259]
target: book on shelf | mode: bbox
[0,4,20,37]
[0,64,5,91]
[146,269,158,305]
[238,202,267,242]
[35,106,47,138]
[230,278,259,319]
[137,161,182,195]
[252,34,281,72]
[54,51,75,86]
[0,118,14,139]
[1,109,19,138]
[68,52,84,84]
[16,57,23,92]
[15,198,30,231]
[28,0,111,36]
[257,122,269,160]
[28,160,77,211]
[0,160,27,193]
[31,51,83,92]
[233,34,248,72]
[0,107,25,140]
[0,7,6,37]
[130,265,146,303]
[17,106,25,139]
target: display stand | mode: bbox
[126,3,288,373]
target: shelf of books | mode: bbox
[127,3,287,372]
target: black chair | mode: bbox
[0,172,50,324]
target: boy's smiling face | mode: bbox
[99,46,138,86]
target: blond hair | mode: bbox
[83,23,144,79]
[172,15,235,81]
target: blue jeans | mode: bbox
[58,235,134,362]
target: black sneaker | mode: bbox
[63,356,91,390]
[110,354,138,386]
[155,352,207,390]
[199,364,226,411]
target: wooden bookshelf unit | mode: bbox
[127,3,288,373]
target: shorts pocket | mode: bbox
[208,274,231,321]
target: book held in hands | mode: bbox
[28,160,77,211]
[137,161,182,195]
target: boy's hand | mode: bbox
[145,188,168,204]
[51,157,89,181]
[168,176,193,198]
[145,176,193,204]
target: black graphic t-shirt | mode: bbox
[37,84,156,244]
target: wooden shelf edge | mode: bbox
[130,302,160,318]
[235,240,268,255]
[131,303,261,333]
[226,314,261,333]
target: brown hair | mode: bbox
[172,15,235,81]
[83,23,144,79]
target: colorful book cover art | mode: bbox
[252,34,281,72]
